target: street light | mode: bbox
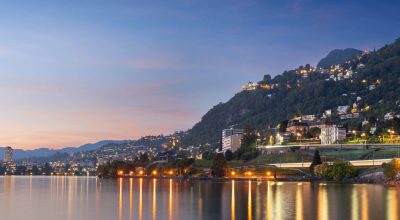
[296,133,302,143]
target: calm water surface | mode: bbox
[0,176,399,220]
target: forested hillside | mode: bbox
[182,38,400,147]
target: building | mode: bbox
[320,125,346,144]
[384,112,395,121]
[301,114,316,121]
[286,120,309,135]
[337,105,350,115]
[222,129,244,153]
[241,82,258,91]
[4,146,13,163]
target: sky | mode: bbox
[0,0,399,149]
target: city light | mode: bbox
[266,171,271,176]
[361,133,366,137]
[118,170,124,176]
[139,170,144,175]
[169,170,173,175]
[152,170,157,175]
[231,171,236,176]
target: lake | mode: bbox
[0,176,398,220]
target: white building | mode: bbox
[320,125,346,144]
[337,105,350,115]
[222,129,243,153]
[301,114,316,121]
[384,112,395,121]
[241,82,258,91]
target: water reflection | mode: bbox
[266,181,272,220]
[153,179,156,220]
[248,181,252,220]
[296,184,303,220]
[139,178,143,220]
[361,187,369,220]
[169,178,172,220]
[130,178,133,220]
[351,188,359,220]
[231,180,235,220]
[118,178,123,220]
[387,188,398,220]
[0,177,399,220]
[318,184,328,220]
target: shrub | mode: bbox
[314,163,330,177]
[211,153,227,177]
[327,161,356,181]
[382,159,400,179]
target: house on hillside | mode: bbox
[320,124,346,144]
[241,82,258,91]
[337,105,350,115]
[286,120,309,135]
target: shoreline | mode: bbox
[100,175,400,186]
[2,175,398,186]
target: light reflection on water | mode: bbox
[0,176,399,220]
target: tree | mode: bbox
[241,127,257,149]
[43,162,52,175]
[139,153,149,163]
[0,165,5,175]
[211,153,227,177]
[15,165,27,175]
[308,127,321,138]
[314,163,329,177]
[327,161,356,181]
[225,150,233,161]
[268,135,276,145]
[64,163,71,172]
[278,120,288,133]
[310,150,322,174]
[202,151,215,160]
[31,165,40,175]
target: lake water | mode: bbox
[0,176,399,220]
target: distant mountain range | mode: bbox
[0,140,128,160]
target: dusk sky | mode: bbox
[1,0,399,149]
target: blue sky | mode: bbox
[0,0,399,149]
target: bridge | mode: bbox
[268,158,394,168]
[255,144,400,168]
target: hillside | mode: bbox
[182,38,400,147]
[317,48,363,68]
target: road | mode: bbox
[257,143,400,150]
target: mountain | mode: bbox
[182,38,400,147]
[317,48,363,68]
[0,140,128,160]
